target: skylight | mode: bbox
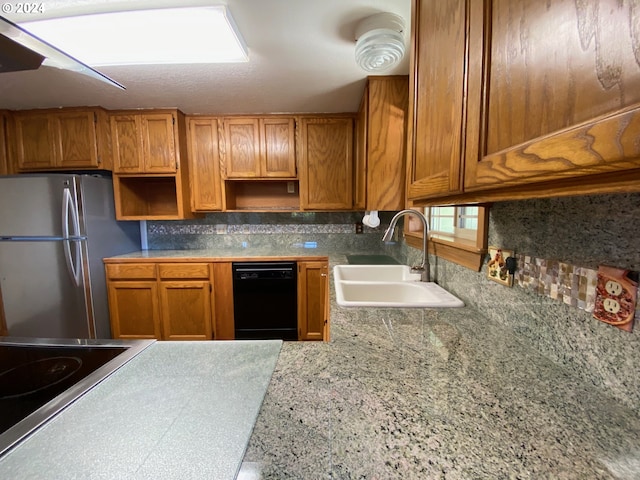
[20,6,248,67]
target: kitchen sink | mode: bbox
[333,265,464,308]
[334,264,420,282]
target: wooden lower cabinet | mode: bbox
[106,263,214,340]
[159,280,212,340]
[297,261,330,341]
[107,281,161,339]
[106,259,330,342]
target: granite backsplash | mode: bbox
[146,211,400,254]
[404,192,640,414]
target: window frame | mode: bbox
[404,205,489,271]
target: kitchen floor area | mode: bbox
[240,305,640,479]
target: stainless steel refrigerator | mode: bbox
[0,174,141,339]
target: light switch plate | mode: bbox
[593,265,638,332]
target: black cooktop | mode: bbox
[0,344,127,435]
[0,338,155,458]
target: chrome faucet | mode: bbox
[382,209,430,282]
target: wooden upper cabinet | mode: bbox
[222,116,296,178]
[11,108,110,171]
[356,76,408,210]
[142,114,176,172]
[406,0,467,201]
[464,0,640,191]
[55,112,101,168]
[111,111,177,173]
[261,117,296,177]
[299,116,354,210]
[222,117,261,177]
[0,112,8,175]
[354,91,368,210]
[187,117,223,211]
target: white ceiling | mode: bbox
[0,0,411,114]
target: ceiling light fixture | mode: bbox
[354,12,406,73]
[19,6,248,67]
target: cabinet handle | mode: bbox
[321,273,327,277]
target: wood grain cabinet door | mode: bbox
[55,111,100,169]
[159,280,213,340]
[299,117,354,210]
[222,117,261,178]
[260,117,296,177]
[141,113,177,173]
[111,115,144,173]
[0,112,8,175]
[464,0,640,191]
[363,76,408,210]
[13,113,56,170]
[297,261,329,341]
[187,117,223,211]
[107,281,161,339]
[406,0,468,201]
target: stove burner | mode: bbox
[0,357,82,399]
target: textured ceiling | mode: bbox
[0,0,411,114]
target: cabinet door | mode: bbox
[261,117,296,177]
[464,0,640,191]
[354,88,368,210]
[13,114,56,170]
[406,0,467,200]
[55,111,99,169]
[107,281,161,339]
[0,112,10,175]
[365,77,408,210]
[142,113,177,172]
[223,118,261,178]
[299,117,354,210]
[111,115,144,173]
[187,117,223,211]
[297,261,329,341]
[159,281,213,340]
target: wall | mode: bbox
[406,193,640,413]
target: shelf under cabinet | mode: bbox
[114,175,181,219]
[224,180,300,211]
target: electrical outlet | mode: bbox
[215,224,227,235]
[287,181,296,194]
[593,265,638,332]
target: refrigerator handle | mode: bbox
[62,187,83,287]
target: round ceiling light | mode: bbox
[354,12,406,73]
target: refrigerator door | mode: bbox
[0,240,90,338]
[0,175,78,238]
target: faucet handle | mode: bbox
[410,265,429,282]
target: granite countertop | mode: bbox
[243,302,640,478]
[106,247,332,262]
[0,340,282,480]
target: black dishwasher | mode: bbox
[232,262,298,340]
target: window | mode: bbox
[404,205,488,271]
